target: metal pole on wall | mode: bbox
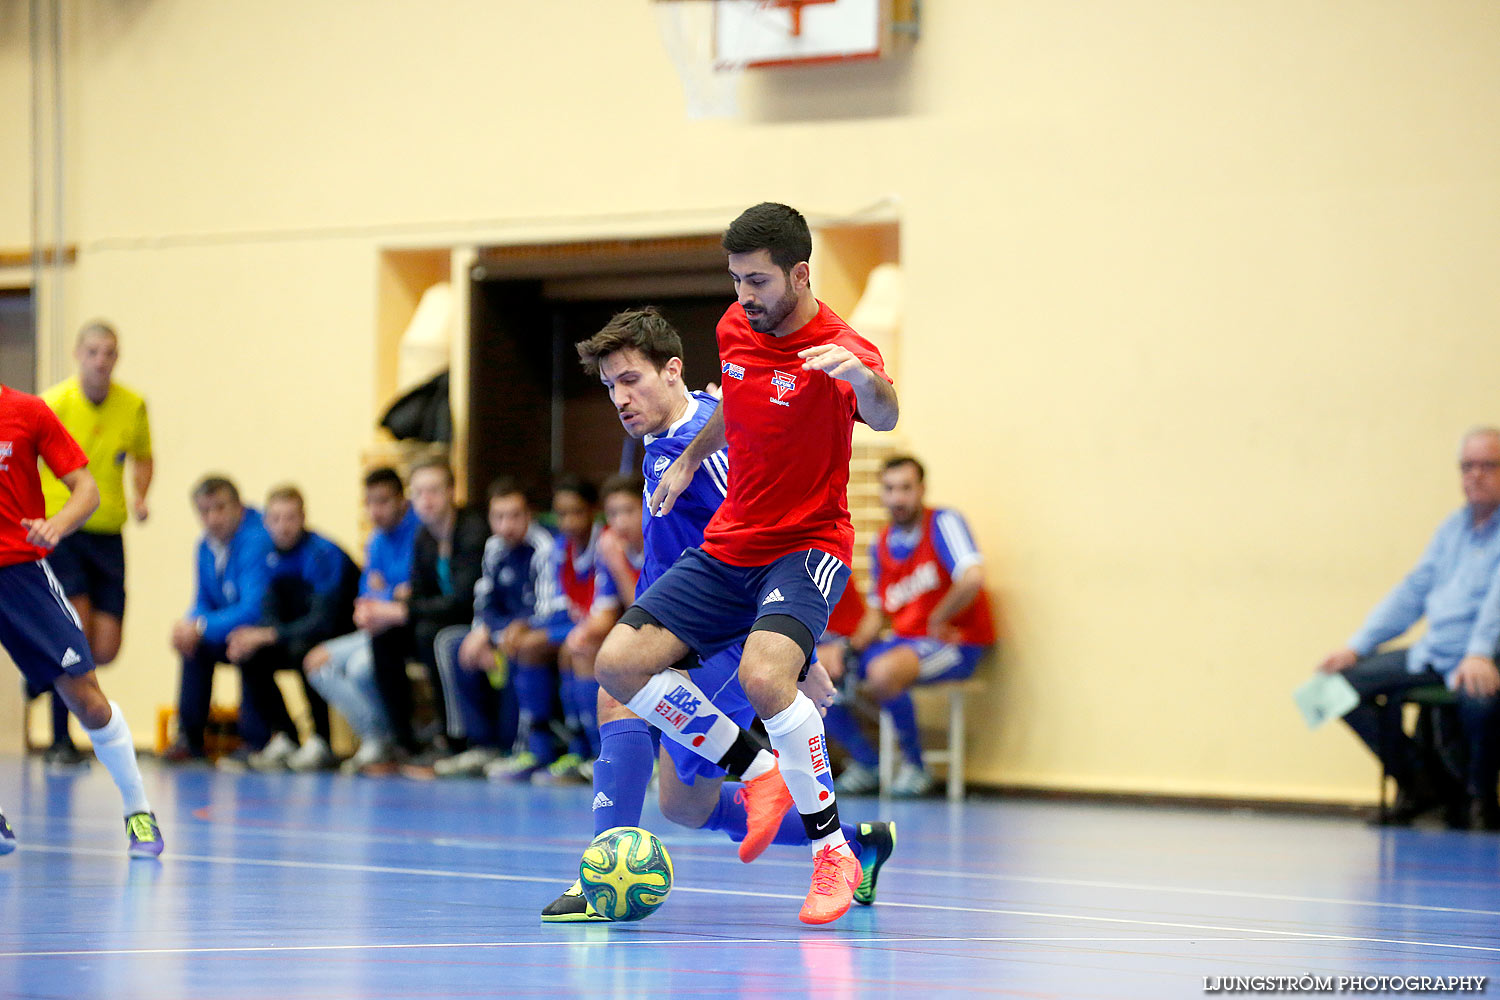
[27,0,65,387]
[50,0,65,379]
[29,0,44,383]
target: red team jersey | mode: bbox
[875,508,996,645]
[702,301,890,568]
[824,575,866,638]
[0,386,89,568]
[558,534,597,620]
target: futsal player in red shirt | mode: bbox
[593,203,899,924]
[0,384,163,858]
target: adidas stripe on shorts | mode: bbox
[630,546,851,663]
[0,558,97,691]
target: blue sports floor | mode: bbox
[2,756,1498,999]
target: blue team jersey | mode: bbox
[189,505,274,644]
[361,506,421,600]
[473,521,565,632]
[267,529,357,598]
[640,391,731,590]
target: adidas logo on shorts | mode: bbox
[60,648,81,668]
[591,792,614,812]
[762,589,785,605]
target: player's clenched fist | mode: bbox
[798,344,873,384]
[19,517,61,550]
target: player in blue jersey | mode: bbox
[429,476,559,778]
[540,307,894,922]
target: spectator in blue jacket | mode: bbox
[226,485,359,772]
[303,467,421,773]
[430,477,560,779]
[166,476,273,762]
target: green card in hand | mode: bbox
[1293,672,1361,730]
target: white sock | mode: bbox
[625,672,746,765]
[87,702,152,817]
[762,693,849,856]
[742,749,775,781]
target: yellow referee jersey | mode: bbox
[40,376,152,533]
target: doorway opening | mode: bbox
[466,222,898,506]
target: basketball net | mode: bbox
[652,0,760,121]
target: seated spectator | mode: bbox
[226,486,360,771]
[431,477,557,778]
[472,478,595,781]
[302,467,422,773]
[1317,427,1500,830]
[360,458,488,764]
[166,476,273,762]
[543,477,601,779]
[823,455,996,797]
[546,473,646,784]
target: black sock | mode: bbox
[715,730,762,777]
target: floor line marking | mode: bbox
[0,934,1472,961]
[20,812,1500,921]
[15,844,1500,956]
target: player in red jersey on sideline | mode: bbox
[0,383,163,858]
[592,203,899,924]
[823,454,997,797]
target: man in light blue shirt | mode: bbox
[1319,427,1500,830]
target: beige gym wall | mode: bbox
[2,1,1498,802]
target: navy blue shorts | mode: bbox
[857,636,989,684]
[633,547,851,662]
[540,610,574,647]
[46,531,126,618]
[0,559,97,692]
[660,643,755,786]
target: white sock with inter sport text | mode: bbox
[87,702,152,817]
[762,692,850,856]
[624,672,765,776]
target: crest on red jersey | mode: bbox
[771,370,797,400]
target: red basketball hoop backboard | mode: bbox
[713,0,915,69]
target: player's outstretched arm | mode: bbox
[650,405,726,518]
[798,345,899,431]
[22,466,100,550]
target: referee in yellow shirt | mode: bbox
[35,321,153,765]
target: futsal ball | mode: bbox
[578,826,674,921]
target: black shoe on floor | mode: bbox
[44,743,89,769]
[1467,796,1500,832]
[853,821,897,905]
[161,739,207,765]
[1377,780,1444,826]
[540,880,612,923]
